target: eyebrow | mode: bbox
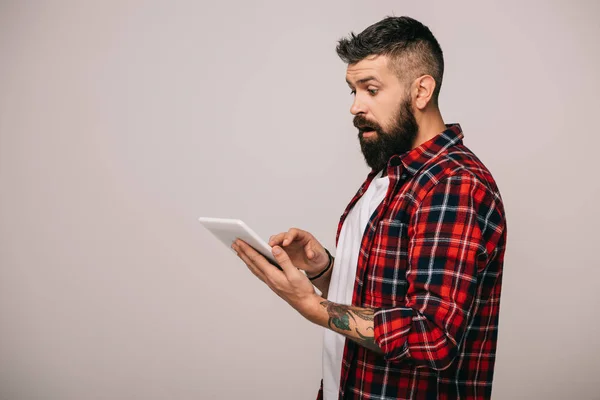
[346,76,381,87]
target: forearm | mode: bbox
[306,297,383,354]
[306,297,458,365]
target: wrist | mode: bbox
[302,293,327,325]
[307,249,333,281]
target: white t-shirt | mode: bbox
[322,170,390,400]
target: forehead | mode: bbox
[345,54,396,85]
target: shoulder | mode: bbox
[412,145,505,213]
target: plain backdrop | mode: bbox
[1,1,599,399]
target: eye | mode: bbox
[368,88,378,96]
[350,89,356,95]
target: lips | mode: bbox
[362,130,376,138]
[359,127,377,139]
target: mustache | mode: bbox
[353,116,383,132]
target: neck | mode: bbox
[412,107,446,149]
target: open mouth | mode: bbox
[359,127,377,138]
[361,130,376,138]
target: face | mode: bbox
[346,54,418,172]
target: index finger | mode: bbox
[282,228,302,246]
[269,232,287,246]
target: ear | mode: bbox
[413,75,437,110]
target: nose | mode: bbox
[350,96,367,115]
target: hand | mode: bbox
[231,239,321,319]
[268,228,330,277]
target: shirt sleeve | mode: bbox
[372,173,502,370]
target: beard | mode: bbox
[354,96,418,172]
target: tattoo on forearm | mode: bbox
[319,301,381,353]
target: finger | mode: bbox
[271,246,302,279]
[268,232,287,246]
[283,228,301,246]
[304,242,314,259]
[236,239,279,275]
[234,243,267,282]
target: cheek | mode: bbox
[380,113,398,132]
[379,100,402,126]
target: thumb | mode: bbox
[304,242,314,260]
[272,246,298,277]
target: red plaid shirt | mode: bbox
[317,124,507,399]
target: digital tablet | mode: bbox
[197,217,281,270]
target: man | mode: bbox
[231,16,507,400]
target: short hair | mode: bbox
[336,16,444,104]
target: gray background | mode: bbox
[1,0,599,399]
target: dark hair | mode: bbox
[336,16,444,104]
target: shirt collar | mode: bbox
[385,123,464,176]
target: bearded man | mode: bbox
[232,15,507,400]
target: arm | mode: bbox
[307,297,383,354]
[369,174,503,369]
[232,237,379,351]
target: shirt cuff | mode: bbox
[373,307,413,362]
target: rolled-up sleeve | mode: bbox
[373,173,498,370]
